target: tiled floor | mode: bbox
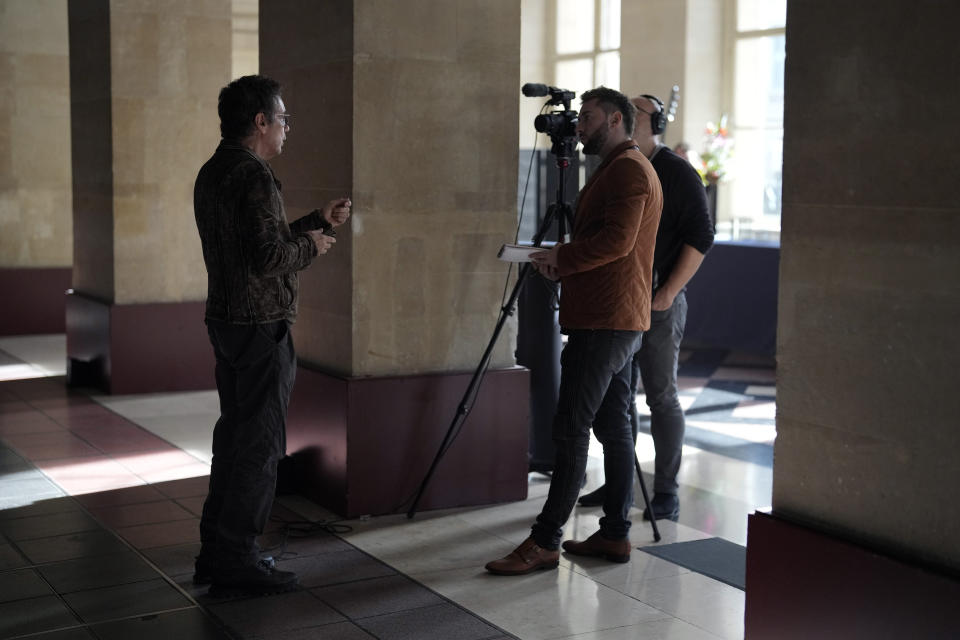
[0,335,775,639]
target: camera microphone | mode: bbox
[521,83,550,97]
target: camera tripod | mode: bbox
[406,142,661,543]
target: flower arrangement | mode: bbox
[697,116,733,185]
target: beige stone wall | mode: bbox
[775,0,960,571]
[519,0,549,149]
[107,0,230,304]
[264,0,521,377]
[0,0,72,268]
[682,0,724,147]
[620,0,686,148]
[351,0,521,376]
[69,0,114,299]
[231,0,257,78]
[260,1,354,373]
[620,0,724,149]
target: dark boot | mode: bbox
[642,493,680,521]
[209,558,298,597]
[577,484,607,507]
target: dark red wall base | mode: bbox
[0,267,72,335]
[63,290,531,514]
[285,365,530,518]
[65,291,215,394]
[745,511,960,639]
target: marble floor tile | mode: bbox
[552,617,723,639]
[412,565,671,640]
[2,336,777,640]
[38,456,146,495]
[730,400,776,421]
[0,594,80,637]
[710,367,776,383]
[744,385,775,397]
[0,542,29,570]
[152,475,212,499]
[113,450,209,483]
[244,621,375,640]
[115,517,200,550]
[355,601,504,640]
[0,568,54,603]
[0,335,67,376]
[0,412,65,436]
[3,430,102,460]
[0,508,100,542]
[38,549,159,593]
[623,571,745,640]
[205,590,345,637]
[89,498,195,529]
[17,529,129,564]
[73,483,167,509]
[278,548,397,588]
[62,578,192,623]
[127,415,217,464]
[311,574,444,619]
[90,607,229,640]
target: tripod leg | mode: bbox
[407,263,536,519]
[634,454,661,542]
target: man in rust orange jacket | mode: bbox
[486,87,663,575]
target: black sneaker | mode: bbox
[208,558,298,597]
[193,556,214,585]
[642,493,680,522]
[194,555,276,586]
[578,484,607,507]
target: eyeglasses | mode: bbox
[274,113,291,127]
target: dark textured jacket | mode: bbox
[194,140,329,324]
[556,139,663,331]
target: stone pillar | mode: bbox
[66,0,232,392]
[261,0,529,515]
[745,1,960,636]
[620,0,723,150]
[230,0,258,78]
[0,0,73,335]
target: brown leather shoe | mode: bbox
[562,531,631,563]
[485,537,560,575]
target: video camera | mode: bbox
[522,83,578,160]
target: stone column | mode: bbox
[261,0,529,516]
[620,0,723,150]
[0,0,73,335]
[66,0,232,393]
[745,1,960,636]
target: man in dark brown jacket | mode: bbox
[193,75,350,596]
[486,87,662,575]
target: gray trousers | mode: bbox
[630,290,688,495]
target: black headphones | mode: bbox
[640,94,667,135]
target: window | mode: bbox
[553,0,621,96]
[721,0,786,243]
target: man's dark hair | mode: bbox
[218,75,282,139]
[580,86,637,136]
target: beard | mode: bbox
[581,123,609,155]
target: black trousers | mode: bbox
[199,319,296,568]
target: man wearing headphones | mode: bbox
[578,94,715,522]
